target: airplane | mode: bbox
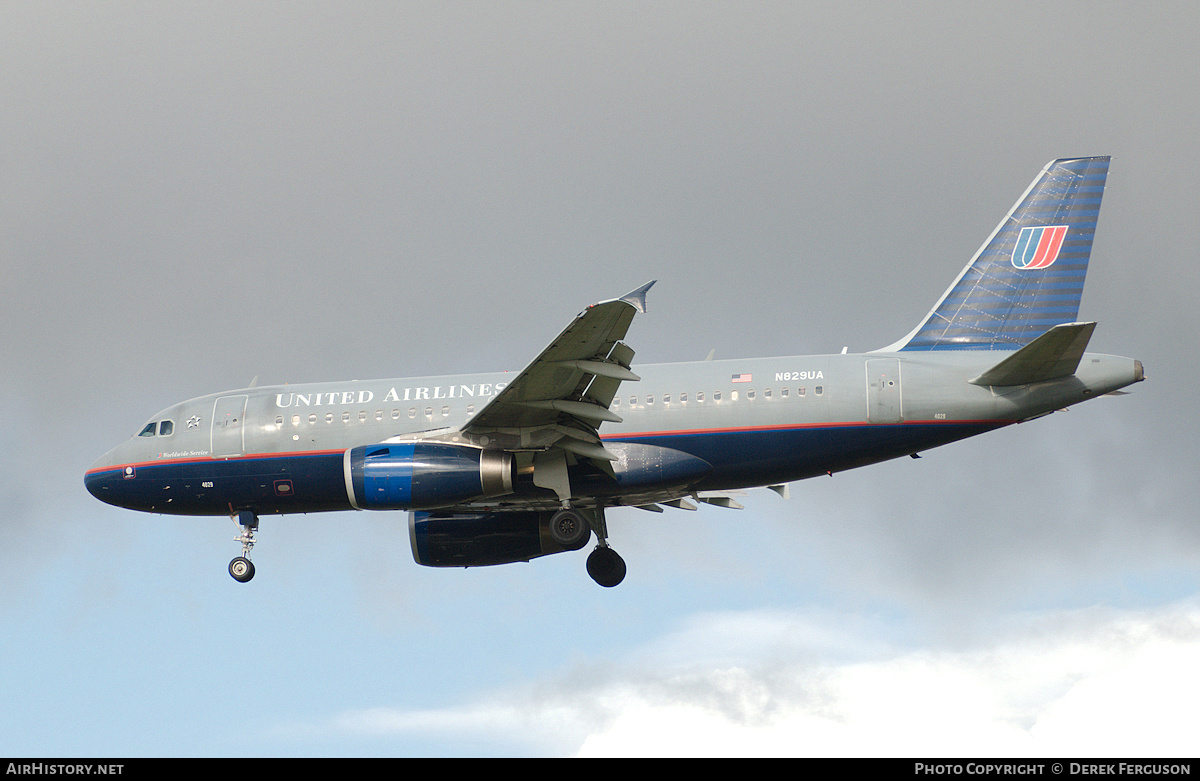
[85,156,1143,587]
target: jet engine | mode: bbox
[409,510,591,567]
[344,442,513,510]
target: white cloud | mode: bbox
[322,600,1200,757]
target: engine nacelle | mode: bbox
[410,510,591,567]
[344,442,513,511]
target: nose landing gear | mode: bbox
[229,509,258,583]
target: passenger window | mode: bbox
[467,405,475,415]
[158,420,174,436]
[799,387,806,396]
[375,410,383,421]
[697,392,704,402]
[138,422,157,437]
[392,409,400,420]
[442,406,450,417]
[714,391,722,401]
[731,391,739,401]
[291,415,301,426]
[747,390,755,400]
[275,415,284,426]
[629,395,637,405]
[765,389,772,399]
[342,411,350,423]
[647,395,654,405]
[358,411,367,422]
[663,394,671,404]
[815,385,824,395]
[308,414,317,424]
[781,387,789,397]
[680,393,687,403]
[613,397,621,407]
[408,408,416,419]
[425,407,433,418]
[326,413,334,423]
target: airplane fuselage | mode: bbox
[84,349,1143,518]
[83,158,1139,586]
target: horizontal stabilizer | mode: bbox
[969,322,1096,386]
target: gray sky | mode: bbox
[2,1,1198,756]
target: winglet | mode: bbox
[618,280,656,314]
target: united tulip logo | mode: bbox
[1012,225,1068,270]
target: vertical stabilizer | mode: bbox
[882,157,1110,352]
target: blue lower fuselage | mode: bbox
[84,419,1003,516]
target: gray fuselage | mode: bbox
[85,349,1142,517]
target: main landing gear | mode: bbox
[551,506,626,588]
[229,509,258,583]
[586,546,626,588]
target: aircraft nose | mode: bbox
[84,468,104,501]
[84,461,112,504]
[84,450,128,507]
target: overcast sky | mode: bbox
[2,1,1198,757]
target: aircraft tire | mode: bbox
[229,556,256,583]
[549,509,590,549]
[586,546,626,588]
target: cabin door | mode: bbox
[211,395,248,457]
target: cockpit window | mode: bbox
[158,420,174,436]
[138,422,157,437]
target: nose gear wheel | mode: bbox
[229,556,255,582]
[229,510,258,583]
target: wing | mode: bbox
[461,281,654,495]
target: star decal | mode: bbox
[187,416,201,428]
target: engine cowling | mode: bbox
[409,510,591,567]
[344,442,513,510]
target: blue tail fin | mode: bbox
[885,157,1110,351]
